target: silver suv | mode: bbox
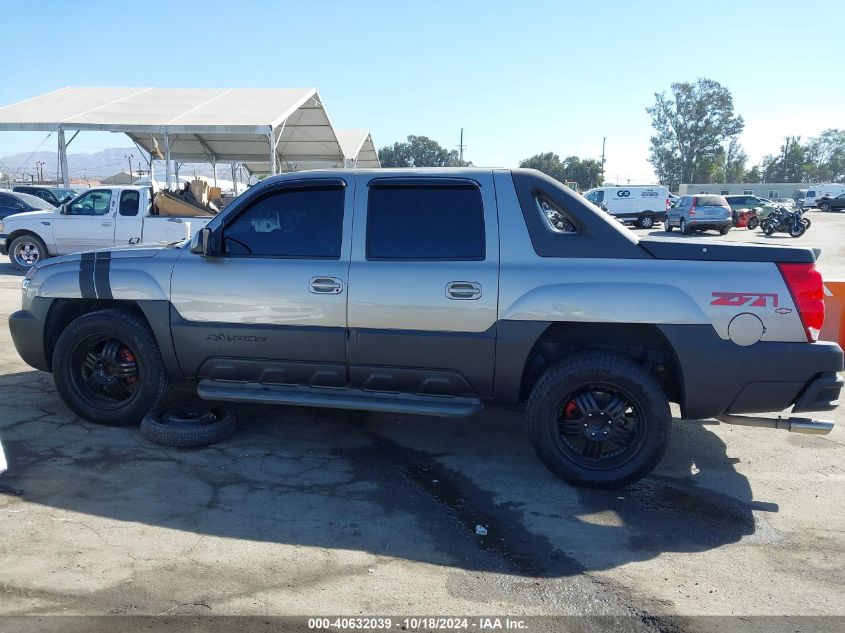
[9,169,843,488]
[666,194,732,235]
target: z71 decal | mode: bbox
[711,292,779,308]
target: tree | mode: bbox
[378,135,468,168]
[646,78,744,188]
[743,165,762,183]
[758,138,807,183]
[804,129,845,182]
[518,152,602,190]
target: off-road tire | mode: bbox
[140,406,236,448]
[526,352,672,488]
[52,309,172,425]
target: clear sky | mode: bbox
[1,0,843,183]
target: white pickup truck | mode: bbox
[0,186,215,270]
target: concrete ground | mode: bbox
[0,210,843,630]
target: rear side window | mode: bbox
[366,184,484,260]
[696,195,729,208]
[119,190,140,216]
[538,196,576,233]
[223,186,344,258]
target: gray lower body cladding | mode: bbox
[658,324,843,418]
[9,300,842,420]
[8,297,180,376]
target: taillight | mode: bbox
[689,202,696,216]
[665,198,670,211]
[777,262,825,341]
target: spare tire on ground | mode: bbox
[140,406,236,448]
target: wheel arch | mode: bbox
[495,320,684,410]
[43,298,182,377]
[7,229,52,257]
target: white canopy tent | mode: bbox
[0,86,344,190]
[336,130,380,168]
[242,129,380,175]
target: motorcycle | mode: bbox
[732,207,759,230]
[760,206,810,238]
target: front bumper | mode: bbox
[0,234,8,256]
[8,297,53,372]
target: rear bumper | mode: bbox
[689,219,732,230]
[659,324,843,419]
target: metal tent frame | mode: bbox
[0,86,345,188]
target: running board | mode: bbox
[717,414,834,435]
[196,380,484,418]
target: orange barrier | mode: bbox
[821,281,845,347]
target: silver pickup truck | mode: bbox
[8,169,844,487]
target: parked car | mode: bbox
[817,193,845,212]
[0,186,215,270]
[805,184,845,209]
[583,185,670,229]
[13,185,77,206]
[0,191,55,220]
[665,194,732,234]
[9,169,842,488]
[772,197,797,209]
[724,194,779,221]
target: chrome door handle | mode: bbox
[101,221,113,226]
[446,281,482,300]
[309,276,343,294]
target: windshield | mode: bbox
[14,192,55,209]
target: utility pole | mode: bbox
[782,136,790,182]
[600,137,606,186]
[126,154,134,181]
[458,128,466,165]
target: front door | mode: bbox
[51,188,116,254]
[169,178,353,386]
[346,175,499,397]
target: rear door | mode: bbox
[694,195,730,221]
[113,189,146,246]
[50,188,117,254]
[346,174,499,397]
[169,177,353,384]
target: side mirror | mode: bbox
[59,203,67,214]
[190,227,218,257]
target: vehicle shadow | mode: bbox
[0,370,765,579]
[0,256,24,277]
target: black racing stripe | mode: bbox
[94,251,113,300]
[79,253,96,299]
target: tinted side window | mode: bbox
[366,184,484,260]
[0,194,13,206]
[594,190,605,203]
[223,186,344,258]
[119,190,140,216]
